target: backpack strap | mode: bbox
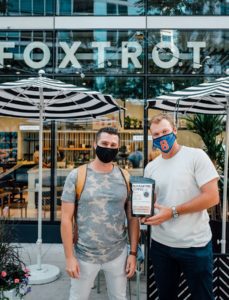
[118,166,130,197]
[75,164,88,201]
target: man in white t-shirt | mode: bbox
[142,113,219,300]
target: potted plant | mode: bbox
[124,115,131,129]
[185,114,228,252]
[131,118,138,129]
[0,218,31,299]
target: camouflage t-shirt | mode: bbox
[61,165,128,264]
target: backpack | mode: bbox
[73,163,130,243]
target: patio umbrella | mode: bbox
[147,76,229,254]
[0,70,123,284]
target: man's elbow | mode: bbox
[215,192,220,205]
[211,191,220,207]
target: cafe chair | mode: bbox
[2,181,28,218]
[9,196,28,218]
[10,182,28,218]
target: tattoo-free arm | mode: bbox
[176,178,219,215]
[125,199,140,252]
[61,202,80,278]
[125,199,140,278]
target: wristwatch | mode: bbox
[129,251,137,257]
[171,206,179,218]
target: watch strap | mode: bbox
[129,250,137,257]
[171,206,179,218]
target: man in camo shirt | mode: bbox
[61,127,140,300]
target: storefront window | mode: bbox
[58,0,71,15]
[1,1,228,16]
[21,0,32,15]
[0,31,54,76]
[72,0,144,16]
[0,27,228,223]
[0,0,145,16]
[147,30,228,75]
[0,120,51,221]
[147,0,228,16]
[0,0,55,15]
[147,76,204,99]
[0,29,226,77]
[7,0,19,15]
[56,30,145,75]
[73,0,93,14]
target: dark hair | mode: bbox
[96,127,120,143]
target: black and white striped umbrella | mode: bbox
[0,71,123,283]
[147,76,229,114]
[147,76,229,254]
[0,73,122,119]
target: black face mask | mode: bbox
[96,145,118,163]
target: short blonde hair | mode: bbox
[150,113,176,129]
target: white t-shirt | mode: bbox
[144,146,219,248]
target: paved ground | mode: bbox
[19,243,147,300]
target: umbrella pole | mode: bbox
[28,71,60,284]
[221,100,229,254]
[37,87,44,269]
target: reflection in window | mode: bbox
[56,30,144,75]
[21,0,32,15]
[147,30,228,76]
[71,0,144,16]
[107,1,127,15]
[148,77,204,99]
[147,0,228,16]
[58,0,71,15]
[73,0,93,14]
[1,0,55,15]
[57,75,143,100]
[8,0,19,15]
[1,0,228,16]
[0,28,227,76]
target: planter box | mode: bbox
[2,289,23,300]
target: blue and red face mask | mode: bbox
[153,132,176,153]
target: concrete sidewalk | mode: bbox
[20,244,147,300]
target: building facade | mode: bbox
[0,0,228,241]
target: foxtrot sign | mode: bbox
[0,41,206,69]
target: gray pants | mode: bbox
[69,247,128,300]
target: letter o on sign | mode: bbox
[152,42,179,69]
[24,42,50,69]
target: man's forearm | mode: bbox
[177,179,219,216]
[177,191,219,215]
[128,218,140,252]
[61,219,74,259]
